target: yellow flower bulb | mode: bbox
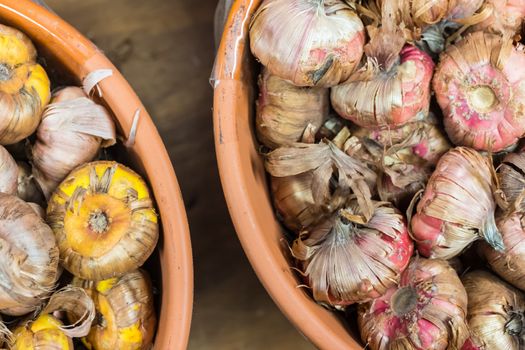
[0,24,50,145]
[47,161,159,280]
[74,270,157,350]
[11,314,73,350]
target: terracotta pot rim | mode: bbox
[213,0,362,349]
[0,2,194,349]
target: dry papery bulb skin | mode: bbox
[374,0,484,29]
[358,0,484,56]
[490,151,525,286]
[358,258,469,350]
[349,118,451,165]
[461,270,525,350]
[0,192,59,316]
[270,126,367,231]
[16,161,43,204]
[292,200,413,307]
[32,86,116,199]
[266,129,377,232]
[411,147,504,259]
[73,270,156,350]
[0,145,17,195]
[331,4,435,129]
[27,202,45,218]
[498,151,525,211]
[0,24,50,145]
[433,31,525,152]
[467,0,525,36]
[256,68,329,149]
[10,287,95,350]
[271,173,325,232]
[349,118,451,204]
[249,0,365,87]
[46,161,159,281]
[482,211,525,290]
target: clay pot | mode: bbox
[213,1,362,348]
[0,1,193,349]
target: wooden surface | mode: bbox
[45,0,316,349]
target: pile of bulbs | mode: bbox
[0,24,158,349]
[250,0,525,348]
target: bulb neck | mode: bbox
[332,215,356,245]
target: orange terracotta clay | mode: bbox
[213,0,363,348]
[0,1,193,349]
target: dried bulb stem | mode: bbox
[497,151,525,212]
[482,211,525,291]
[347,119,451,206]
[467,0,525,36]
[331,44,434,129]
[256,68,329,148]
